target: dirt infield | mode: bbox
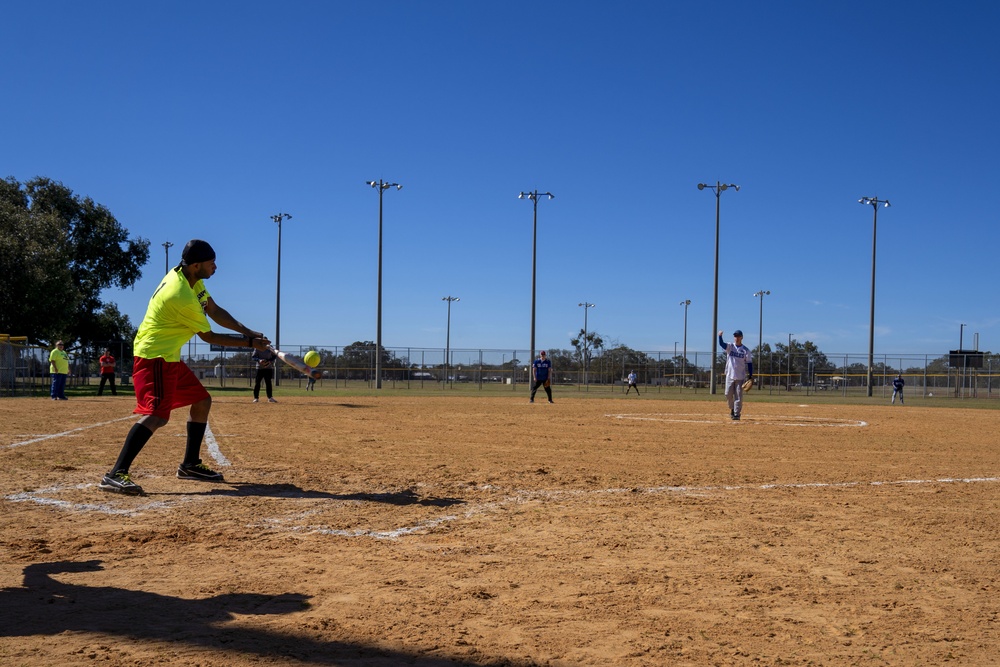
[2,394,998,666]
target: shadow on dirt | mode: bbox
[0,560,535,666]
[155,483,466,508]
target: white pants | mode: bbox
[725,377,745,416]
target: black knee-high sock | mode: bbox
[112,423,154,473]
[184,421,208,465]
[544,385,553,400]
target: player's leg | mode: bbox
[264,369,274,401]
[109,373,117,396]
[101,358,176,494]
[253,368,263,401]
[175,366,222,481]
[733,382,744,419]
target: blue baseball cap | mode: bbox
[733,330,743,337]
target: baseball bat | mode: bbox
[269,346,322,379]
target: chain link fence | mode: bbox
[3,337,996,399]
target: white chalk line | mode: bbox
[5,474,998,540]
[4,414,230,467]
[607,413,868,427]
[4,484,179,516]
[4,416,138,448]
[204,423,230,467]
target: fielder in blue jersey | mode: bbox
[718,329,753,421]
[891,374,905,404]
[530,350,554,403]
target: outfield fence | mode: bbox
[4,337,994,400]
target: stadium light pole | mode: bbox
[271,213,292,386]
[787,332,794,391]
[161,241,173,274]
[367,179,402,389]
[519,190,554,370]
[754,290,770,384]
[698,181,740,394]
[579,301,595,386]
[680,299,691,389]
[859,196,890,397]
[443,296,459,386]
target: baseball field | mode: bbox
[1,391,998,666]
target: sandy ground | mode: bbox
[1,393,998,666]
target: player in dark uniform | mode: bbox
[891,374,905,404]
[530,350,553,403]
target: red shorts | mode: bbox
[132,357,211,420]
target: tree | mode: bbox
[570,329,604,373]
[0,177,150,347]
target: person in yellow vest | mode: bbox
[49,340,69,400]
[97,348,117,396]
[99,239,271,495]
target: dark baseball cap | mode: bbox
[733,330,743,337]
[180,239,216,266]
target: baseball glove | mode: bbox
[741,378,754,392]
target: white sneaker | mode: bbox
[268,398,277,403]
[252,398,259,403]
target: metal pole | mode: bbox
[271,213,291,386]
[698,182,738,394]
[162,241,173,274]
[531,197,537,365]
[680,300,690,391]
[520,190,553,393]
[579,302,594,386]
[443,297,459,386]
[367,180,401,390]
[859,196,889,397]
[867,207,876,396]
[754,290,769,386]
[377,189,384,389]
[711,187,720,394]
[787,333,793,391]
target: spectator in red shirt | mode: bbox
[98,349,117,396]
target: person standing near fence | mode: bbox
[529,350,554,403]
[49,340,69,400]
[252,346,278,403]
[891,374,905,405]
[718,329,753,421]
[97,348,118,396]
[625,370,640,395]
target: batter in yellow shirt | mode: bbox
[133,269,212,361]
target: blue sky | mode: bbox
[4,1,997,357]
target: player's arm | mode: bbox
[197,330,271,351]
[718,332,728,350]
[203,296,264,340]
[747,361,754,379]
